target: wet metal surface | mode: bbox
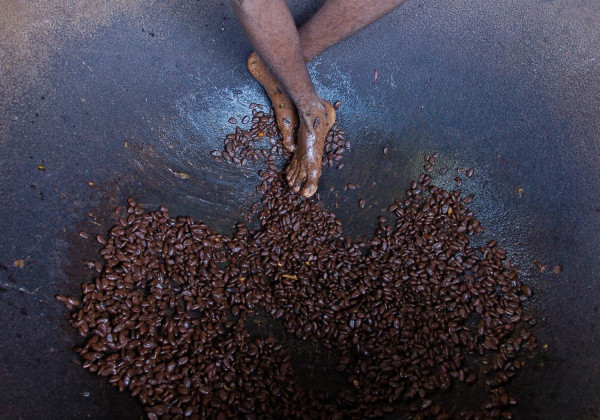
[1,0,599,418]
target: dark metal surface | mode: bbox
[1,0,599,418]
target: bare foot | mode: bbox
[285,100,336,198]
[247,52,298,152]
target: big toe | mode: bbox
[247,52,260,72]
[301,169,320,198]
[301,179,318,198]
[323,101,337,128]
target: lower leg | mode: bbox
[246,0,406,148]
[298,0,407,62]
[248,0,404,135]
[231,0,320,114]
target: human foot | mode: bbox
[247,52,299,152]
[285,100,336,198]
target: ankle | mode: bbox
[297,100,326,124]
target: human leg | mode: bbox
[231,0,406,197]
[231,0,336,198]
[297,0,407,62]
[245,0,406,152]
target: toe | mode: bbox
[287,164,301,191]
[301,182,317,198]
[301,165,321,198]
[285,160,297,182]
[322,100,337,129]
[292,166,306,193]
[247,52,260,72]
[301,173,319,198]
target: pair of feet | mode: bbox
[247,53,336,198]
